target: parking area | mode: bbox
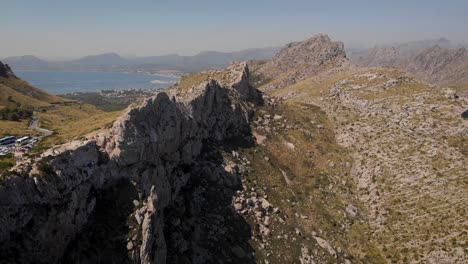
[0,136,40,157]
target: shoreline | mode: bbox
[15,69,184,78]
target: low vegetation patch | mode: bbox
[0,153,15,176]
[230,101,384,263]
[37,104,122,146]
[0,106,33,121]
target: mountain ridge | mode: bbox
[3,47,280,73]
[349,40,468,84]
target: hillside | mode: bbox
[0,61,66,107]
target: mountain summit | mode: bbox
[271,34,347,72]
[252,34,349,90]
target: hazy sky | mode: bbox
[1,0,467,59]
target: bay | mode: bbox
[15,70,179,94]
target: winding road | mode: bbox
[29,117,53,137]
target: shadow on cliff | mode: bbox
[163,137,256,264]
[60,180,138,264]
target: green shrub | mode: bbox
[38,158,55,175]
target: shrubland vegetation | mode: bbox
[0,106,33,121]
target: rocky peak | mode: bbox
[0,61,18,78]
[272,33,347,72]
[253,34,349,91]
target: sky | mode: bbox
[1,0,467,59]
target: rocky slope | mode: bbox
[266,67,468,263]
[351,44,468,84]
[249,34,467,263]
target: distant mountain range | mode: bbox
[348,38,468,84]
[5,38,468,84]
[2,47,280,73]
[347,38,455,58]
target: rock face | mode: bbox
[253,34,350,91]
[0,61,17,79]
[0,62,262,263]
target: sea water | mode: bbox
[16,71,179,94]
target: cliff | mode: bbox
[0,62,262,263]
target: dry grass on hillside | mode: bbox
[231,102,385,263]
[37,104,122,146]
[0,84,51,108]
[0,119,38,137]
[0,77,66,104]
[272,68,468,263]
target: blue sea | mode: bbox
[16,71,179,94]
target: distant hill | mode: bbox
[347,38,454,58]
[3,47,280,73]
[349,38,468,84]
[389,38,453,56]
[69,52,129,66]
[3,55,49,71]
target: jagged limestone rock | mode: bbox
[0,63,261,264]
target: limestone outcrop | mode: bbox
[0,62,262,263]
[252,34,350,91]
